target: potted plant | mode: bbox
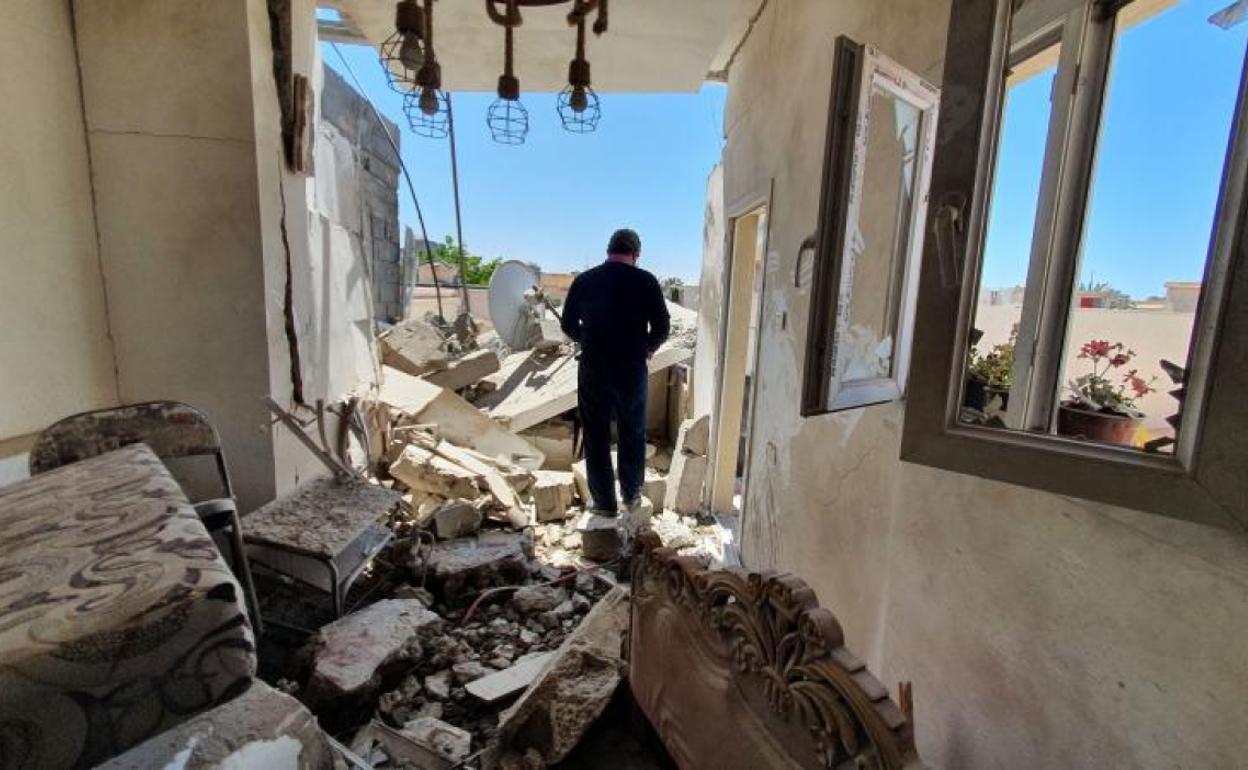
[1057,339,1156,447]
[966,327,1016,412]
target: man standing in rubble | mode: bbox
[561,228,670,516]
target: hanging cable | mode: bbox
[446,95,472,312]
[329,42,445,321]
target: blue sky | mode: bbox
[981,0,1245,299]
[322,40,726,282]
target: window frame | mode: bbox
[801,37,941,415]
[901,0,1248,532]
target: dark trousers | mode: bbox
[578,359,647,512]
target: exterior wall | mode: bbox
[320,67,408,322]
[720,1,1248,767]
[0,0,119,472]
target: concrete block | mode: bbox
[303,600,443,721]
[419,531,533,602]
[423,348,501,391]
[432,499,482,540]
[465,651,555,704]
[401,717,472,764]
[519,419,577,471]
[532,470,576,522]
[96,681,335,770]
[676,414,711,457]
[664,451,707,515]
[389,445,482,500]
[576,512,623,562]
[380,318,449,377]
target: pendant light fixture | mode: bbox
[557,1,607,133]
[379,0,424,93]
[402,0,449,139]
[485,0,529,145]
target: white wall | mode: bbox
[0,0,119,457]
[720,1,1248,767]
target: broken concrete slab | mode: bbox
[303,599,443,723]
[402,717,472,764]
[478,317,695,433]
[664,451,708,515]
[351,721,454,770]
[676,414,711,457]
[490,587,630,768]
[390,444,483,500]
[380,368,545,470]
[380,317,450,377]
[465,651,555,705]
[511,585,568,615]
[576,512,624,563]
[432,499,483,540]
[519,419,576,471]
[419,531,533,600]
[531,470,576,523]
[96,681,335,770]
[427,439,531,528]
[424,348,501,391]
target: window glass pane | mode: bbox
[961,38,1061,423]
[840,82,922,383]
[1055,0,1245,452]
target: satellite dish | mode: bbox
[489,260,543,350]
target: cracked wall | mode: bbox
[720,1,1248,767]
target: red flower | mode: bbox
[1109,353,1130,367]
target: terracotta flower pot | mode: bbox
[1056,404,1141,447]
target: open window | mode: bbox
[803,38,941,414]
[903,0,1248,530]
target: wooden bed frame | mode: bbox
[629,532,925,769]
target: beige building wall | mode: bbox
[0,0,119,470]
[719,1,1248,767]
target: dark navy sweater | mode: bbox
[560,261,671,369]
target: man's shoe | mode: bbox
[589,505,619,519]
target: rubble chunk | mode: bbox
[664,451,708,515]
[425,670,453,700]
[576,512,624,563]
[391,444,483,499]
[425,348,502,391]
[352,721,454,770]
[465,651,556,704]
[491,588,630,767]
[531,470,576,522]
[380,318,451,377]
[303,599,443,720]
[402,717,473,764]
[432,499,483,539]
[519,419,576,471]
[420,531,532,600]
[511,585,568,615]
[452,660,491,684]
[676,414,711,457]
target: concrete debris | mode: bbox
[511,585,568,615]
[531,470,576,523]
[97,680,336,770]
[351,721,454,770]
[302,599,443,726]
[575,512,625,563]
[391,444,483,500]
[425,348,501,391]
[664,451,707,515]
[381,317,451,377]
[419,531,533,601]
[465,652,555,704]
[490,587,630,768]
[402,717,473,764]
[380,367,545,470]
[518,419,576,471]
[451,312,481,350]
[432,499,484,540]
[675,414,711,457]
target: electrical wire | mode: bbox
[329,41,446,321]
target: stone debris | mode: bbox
[380,317,452,377]
[531,470,576,522]
[489,587,630,768]
[465,652,555,704]
[391,444,484,500]
[426,348,502,391]
[351,721,455,770]
[664,449,708,515]
[403,717,473,763]
[302,599,443,727]
[432,499,484,540]
[576,512,625,563]
[419,531,533,600]
[518,419,576,471]
[676,414,711,457]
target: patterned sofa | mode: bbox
[0,444,256,769]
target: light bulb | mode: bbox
[419,88,439,116]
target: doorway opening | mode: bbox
[708,202,769,516]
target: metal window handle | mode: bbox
[931,193,967,289]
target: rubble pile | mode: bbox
[254,308,729,768]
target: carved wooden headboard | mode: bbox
[629,532,925,770]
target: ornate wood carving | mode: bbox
[630,532,924,770]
